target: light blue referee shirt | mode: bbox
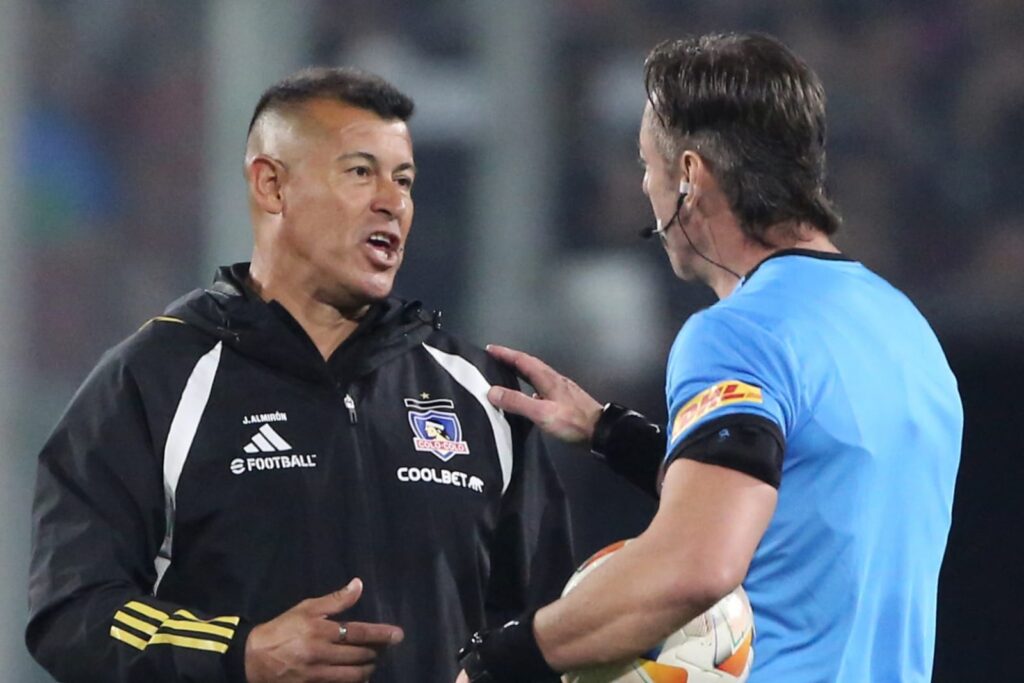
[664,250,962,682]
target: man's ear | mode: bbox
[678,150,703,187]
[247,156,286,215]
[679,150,713,206]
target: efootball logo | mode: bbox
[231,423,317,475]
[404,397,470,462]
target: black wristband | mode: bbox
[591,402,636,457]
[458,610,559,683]
[590,402,666,497]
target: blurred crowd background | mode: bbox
[1,1,1020,680]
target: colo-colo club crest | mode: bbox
[405,397,471,462]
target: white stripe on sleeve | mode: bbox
[155,341,223,591]
[422,343,513,494]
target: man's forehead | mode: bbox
[303,99,410,140]
[331,118,413,147]
[640,101,662,132]
[249,98,413,165]
[638,107,657,146]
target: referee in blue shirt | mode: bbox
[457,32,962,683]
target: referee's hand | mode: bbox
[244,578,403,683]
[486,344,603,444]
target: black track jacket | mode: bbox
[27,264,574,682]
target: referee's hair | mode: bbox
[248,66,414,136]
[644,33,841,242]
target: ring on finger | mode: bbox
[338,623,348,642]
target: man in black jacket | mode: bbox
[26,67,574,683]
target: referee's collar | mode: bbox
[743,248,854,283]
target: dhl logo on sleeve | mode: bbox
[671,380,763,440]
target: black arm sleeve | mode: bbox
[662,413,785,489]
[590,403,667,498]
[26,349,251,683]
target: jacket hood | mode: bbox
[163,263,436,385]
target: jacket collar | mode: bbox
[165,263,435,386]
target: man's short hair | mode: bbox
[248,66,414,135]
[644,33,841,241]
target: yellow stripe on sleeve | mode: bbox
[111,600,240,654]
[139,315,185,331]
[164,618,235,639]
[124,601,169,622]
[149,633,230,653]
[113,610,158,636]
[174,609,241,626]
[109,626,148,651]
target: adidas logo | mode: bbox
[232,424,317,475]
[243,424,292,453]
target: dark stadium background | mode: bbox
[0,2,1020,680]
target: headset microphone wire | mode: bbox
[639,190,742,280]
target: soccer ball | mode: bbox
[561,540,754,683]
